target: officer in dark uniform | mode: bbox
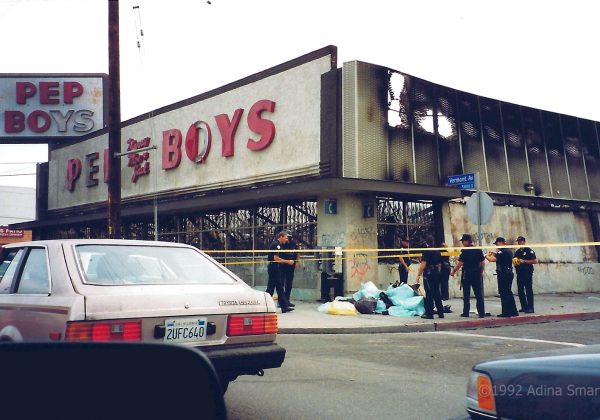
[514,236,538,313]
[439,242,451,301]
[450,234,485,318]
[397,237,411,285]
[266,231,294,313]
[279,230,298,306]
[415,236,444,319]
[486,237,518,317]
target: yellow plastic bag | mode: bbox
[326,300,358,316]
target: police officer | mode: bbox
[486,237,518,317]
[266,231,295,313]
[514,236,538,313]
[438,242,451,302]
[415,236,444,319]
[450,234,485,318]
[280,230,299,306]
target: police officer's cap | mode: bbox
[516,236,526,242]
[460,234,472,242]
[493,237,506,244]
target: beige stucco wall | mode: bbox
[375,202,599,296]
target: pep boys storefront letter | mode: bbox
[161,99,276,169]
[65,99,276,191]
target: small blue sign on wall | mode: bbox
[363,203,375,218]
[447,173,476,190]
[324,199,337,215]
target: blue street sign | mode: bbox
[446,173,476,190]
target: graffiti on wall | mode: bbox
[578,266,595,276]
[321,232,345,247]
[349,227,375,245]
[350,252,371,280]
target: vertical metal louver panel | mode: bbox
[542,111,571,198]
[342,63,358,177]
[412,79,439,185]
[580,119,600,200]
[354,62,388,179]
[343,62,387,179]
[457,91,487,190]
[521,107,551,197]
[436,85,462,181]
[388,71,413,182]
[388,126,413,182]
[561,116,589,200]
[480,98,509,193]
[502,103,530,195]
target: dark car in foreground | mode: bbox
[466,344,600,419]
[0,239,285,392]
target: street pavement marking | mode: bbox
[426,331,586,347]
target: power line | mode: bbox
[0,162,44,165]
[0,173,36,177]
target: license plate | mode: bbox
[164,317,207,343]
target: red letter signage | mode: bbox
[246,100,276,151]
[162,129,182,170]
[215,108,243,157]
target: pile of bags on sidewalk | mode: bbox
[317,281,425,317]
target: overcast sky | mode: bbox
[1,0,599,188]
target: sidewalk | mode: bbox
[277,292,600,334]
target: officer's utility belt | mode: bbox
[425,264,442,275]
[497,266,513,274]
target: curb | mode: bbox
[434,311,600,331]
[279,323,436,335]
[278,311,600,335]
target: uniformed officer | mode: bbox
[415,236,444,319]
[514,236,538,313]
[266,231,295,313]
[450,234,485,318]
[438,242,451,302]
[279,230,299,306]
[485,237,518,317]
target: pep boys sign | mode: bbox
[0,74,106,139]
[64,99,276,192]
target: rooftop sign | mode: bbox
[0,74,107,142]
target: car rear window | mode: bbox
[75,245,237,286]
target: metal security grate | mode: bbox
[377,198,435,261]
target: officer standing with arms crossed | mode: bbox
[486,237,519,317]
[450,234,486,318]
[514,235,538,313]
[415,236,444,319]
[266,231,295,313]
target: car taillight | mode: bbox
[65,320,142,342]
[227,313,278,336]
[466,371,497,416]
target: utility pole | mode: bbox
[108,0,122,238]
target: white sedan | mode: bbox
[0,239,286,392]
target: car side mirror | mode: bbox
[0,342,227,420]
